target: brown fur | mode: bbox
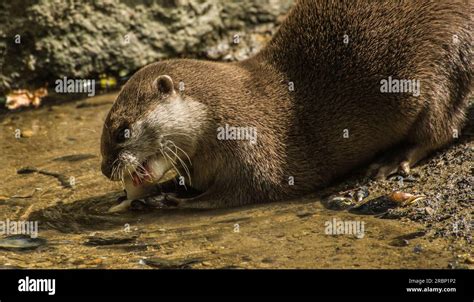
[101,0,473,208]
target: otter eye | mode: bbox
[116,126,131,143]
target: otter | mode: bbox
[100,0,473,209]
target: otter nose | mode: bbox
[101,160,113,179]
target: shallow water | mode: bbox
[0,93,468,268]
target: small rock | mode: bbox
[355,186,369,202]
[424,207,435,215]
[413,244,423,254]
[388,191,425,206]
[140,257,202,269]
[323,196,354,210]
[0,235,46,250]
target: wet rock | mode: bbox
[139,257,202,269]
[322,196,354,210]
[413,245,423,254]
[322,186,370,210]
[355,186,369,202]
[0,235,47,250]
[424,207,435,215]
[0,0,293,95]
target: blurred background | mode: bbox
[0,0,293,103]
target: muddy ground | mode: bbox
[0,93,472,269]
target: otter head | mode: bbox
[100,66,208,187]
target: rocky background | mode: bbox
[0,0,293,97]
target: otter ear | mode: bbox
[153,75,175,95]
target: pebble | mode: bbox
[140,257,202,269]
[424,207,435,215]
[355,186,369,202]
[0,235,47,250]
[413,244,423,254]
[323,196,354,210]
[388,191,425,206]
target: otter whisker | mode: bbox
[125,165,134,183]
[134,162,150,180]
[165,145,192,186]
[111,165,117,181]
[167,140,192,166]
[162,148,187,190]
[111,158,120,181]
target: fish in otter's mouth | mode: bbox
[106,151,203,213]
